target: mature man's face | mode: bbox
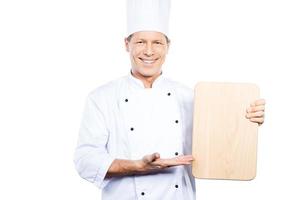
[125,31,169,78]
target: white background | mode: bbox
[0,0,299,199]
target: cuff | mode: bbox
[94,155,115,189]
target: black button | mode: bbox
[175,152,179,156]
[141,192,145,196]
[130,127,134,131]
[125,99,128,102]
[175,184,179,188]
[167,92,171,96]
[175,120,179,123]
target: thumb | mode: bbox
[154,152,160,159]
[143,153,160,163]
[150,153,160,162]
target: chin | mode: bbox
[132,64,161,77]
[141,68,161,77]
[139,72,155,78]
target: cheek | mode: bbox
[156,46,168,55]
[131,47,143,58]
[129,49,138,59]
[155,52,166,65]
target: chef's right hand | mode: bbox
[135,153,194,174]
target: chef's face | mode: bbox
[125,31,170,78]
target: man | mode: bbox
[74,0,265,199]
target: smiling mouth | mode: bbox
[139,58,158,65]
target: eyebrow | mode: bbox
[135,39,165,43]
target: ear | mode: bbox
[166,41,170,54]
[124,37,130,52]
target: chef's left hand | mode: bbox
[245,98,266,126]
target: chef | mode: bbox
[74,0,266,199]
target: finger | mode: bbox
[153,155,195,167]
[175,160,193,165]
[251,99,266,106]
[153,158,192,167]
[249,117,264,124]
[176,155,194,161]
[247,105,265,113]
[154,153,160,159]
[144,153,160,163]
[246,111,264,118]
[172,157,194,165]
[162,160,192,166]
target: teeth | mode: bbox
[141,59,155,64]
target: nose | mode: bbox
[144,43,154,56]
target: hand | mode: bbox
[245,98,266,126]
[135,153,194,174]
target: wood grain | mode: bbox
[192,82,259,180]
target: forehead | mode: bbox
[131,31,166,41]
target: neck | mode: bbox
[131,70,162,88]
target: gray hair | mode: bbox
[126,33,170,44]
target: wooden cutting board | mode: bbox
[192,82,260,180]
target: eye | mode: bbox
[154,41,163,45]
[136,41,144,44]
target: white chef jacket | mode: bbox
[74,72,196,200]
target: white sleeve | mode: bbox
[74,94,115,189]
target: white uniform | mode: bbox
[74,72,196,199]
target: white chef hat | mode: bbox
[126,0,171,37]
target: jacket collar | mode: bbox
[128,70,165,89]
